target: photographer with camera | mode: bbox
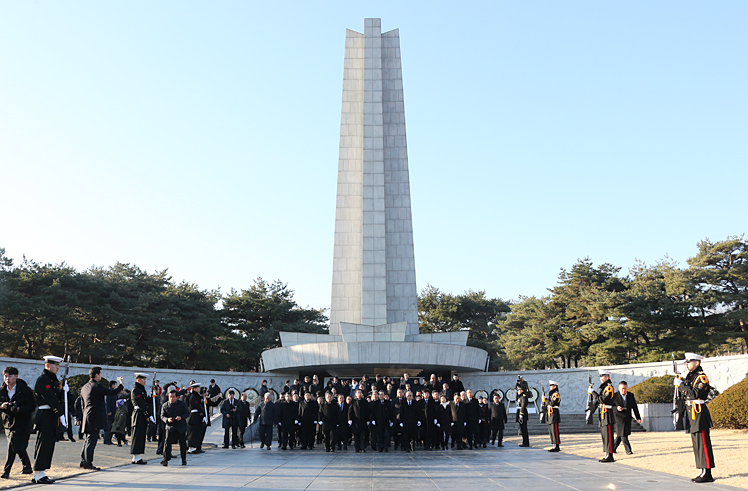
[1,366,35,479]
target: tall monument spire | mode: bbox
[262,19,487,376]
[329,18,418,337]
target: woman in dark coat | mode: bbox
[436,395,452,450]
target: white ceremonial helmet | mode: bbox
[684,353,705,362]
[597,369,611,376]
[43,355,64,364]
[549,380,559,386]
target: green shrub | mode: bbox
[710,376,748,429]
[628,375,675,404]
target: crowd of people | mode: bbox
[0,353,716,484]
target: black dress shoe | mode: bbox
[1,473,9,479]
[181,461,187,466]
[694,472,714,483]
[32,476,55,484]
[161,460,168,467]
[599,456,615,463]
[82,464,101,470]
[497,444,504,447]
[133,460,148,465]
[626,451,633,455]
[21,467,33,475]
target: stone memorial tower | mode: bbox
[261,19,488,376]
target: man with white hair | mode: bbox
[588,369,615,462]
[675,353,715,483]
[253,393,278,450]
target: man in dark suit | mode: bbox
[449,393,466,449]
[238,392,250,448]
[369,390,391,452]
[400,391,420,452]
[464,390,480,449]
[612,381,641,455]
[450,374,465,395]
[1,366,35,479]
[160,386,189,466]
[79,368,123,470]
[318,392,337,452]
[488,393,507,446]
[220,390,240,449]
[253,393,278,450]
[348,389,368,453]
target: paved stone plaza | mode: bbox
[21,443,740,491]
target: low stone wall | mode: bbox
[638,403,674,432]
[459,354,748,415]
[0,357,296,397]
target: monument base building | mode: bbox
[260,19,489,378]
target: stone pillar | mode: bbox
[330,18,418,337]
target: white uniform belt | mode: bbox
[602,405,613,409]
[38,405,52,410]
[550,406,559,408]
[686,400,706,405]
[191,409,199,413]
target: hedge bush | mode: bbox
[628,375,675,404]
[710,376,748,429]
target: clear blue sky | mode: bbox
[1,2,746,311]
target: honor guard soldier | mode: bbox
[31,355,65,484]
[675,353,716,483]
[515,383,530,447]
[130,373,152,465]
[186,383,206,454]
[546,380,561,452]
[589,369,616,462]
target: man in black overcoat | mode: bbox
[488,393,507,446]
[220,390,240,449]
[612,381,641,455]
[79,368,123,469]
[400,391,420,452]
[130,373,152,465]
[449,393,466,449]
[253,393,278,450]
[160,386,189,466]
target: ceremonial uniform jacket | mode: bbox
[546,388,561,425]
[679,366,712,433]
[515,392,528,424]
[160,399,189,434]
[593,381,615,427]
[0,378,35,432]
[34,369,64,433]
[488,401,507,430]
[187,391,206,426]
[348,398,369,433]
[130,383,152,428]
[318,401,338,432]
[611,391,639,436]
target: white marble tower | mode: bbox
[329,18,418,337]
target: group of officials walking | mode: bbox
[0,352,718,485]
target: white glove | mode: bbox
[314,421,318,425]
[348,420,352,426]
[150,416,156,424]
[433,419,437,425]
[294,420,298,424]
[674,378,682,387]
[63,382,70,393]
[417,421,421,427]
[202,417,208,425]
[587,387,593,394]
[278,422,281,426]
[463,422,466,426]
[437,423,440,427]
[371,420,375,426]
[367,421,370,426]
[389,422,393,427]
[59,415,68,428]
[451,422,454,426]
